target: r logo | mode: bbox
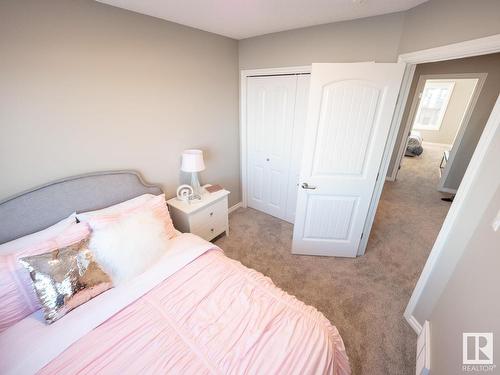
[463,333,494,365]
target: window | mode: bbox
[413,80,455,131]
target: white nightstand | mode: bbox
[166,186,230,241]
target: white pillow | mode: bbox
[88,209,170,284]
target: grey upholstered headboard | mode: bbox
[0,171,163,244]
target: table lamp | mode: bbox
[181,149,205,199]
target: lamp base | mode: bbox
[190,172,202,200]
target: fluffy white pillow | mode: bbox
[88,209,170,284]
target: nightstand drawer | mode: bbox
[192,216,227,241]
[166,188,230,241]
[190,198,227,229]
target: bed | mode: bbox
[0,171,350,375]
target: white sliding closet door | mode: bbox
[247,75,309,222]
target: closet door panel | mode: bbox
[247,76,297,219]
[247,83,267,212]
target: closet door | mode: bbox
[247,76,297,220]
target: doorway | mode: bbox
[379,51,500,334]
[393,73,487,195]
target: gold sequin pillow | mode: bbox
[19,238,113,324]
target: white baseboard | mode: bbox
[438,187,458,194]
[229,202,242,214]
[406,314,423,334]
[385,175,396,182]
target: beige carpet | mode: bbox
[215,144,452,375]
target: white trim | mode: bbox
[398,34,500,64]
[387,65,416,181]
[228,202,242,214]
[437,187,457,194]
[407,314,423,334]
[390,73,426,181]
[240,65,311,209]
[241,65,312,77]
[404,94,500,333]
[240,71,248,208]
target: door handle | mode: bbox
[301,182,317,190]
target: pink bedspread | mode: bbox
[39,249,349,374]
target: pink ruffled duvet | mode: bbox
[39,249,349,374]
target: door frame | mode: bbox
[361,34,500,333]
[359,34,500,258]
[390,72,487,188]
[239,65,311,209]
[386,34,500,181]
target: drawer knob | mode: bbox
[210,228,214,232]
[209,212,213,216]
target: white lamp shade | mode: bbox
[181,149,205,172]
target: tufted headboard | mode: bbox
[0,171,163,244]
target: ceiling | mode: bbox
[96,0,429,40]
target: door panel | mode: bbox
[303,195,358,240]
[247,76,297,220]
[252,165,264,201]
[292,63,405,257]
[312,82,380,176]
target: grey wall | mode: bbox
[0,0,241,206]
[411,94,500,328]
[238,0,500,69]
[398,0,500,54]
[238,12,405,69]
[389,53,500,189]
[428,166,500,374]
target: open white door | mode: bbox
[292,63,405,257]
